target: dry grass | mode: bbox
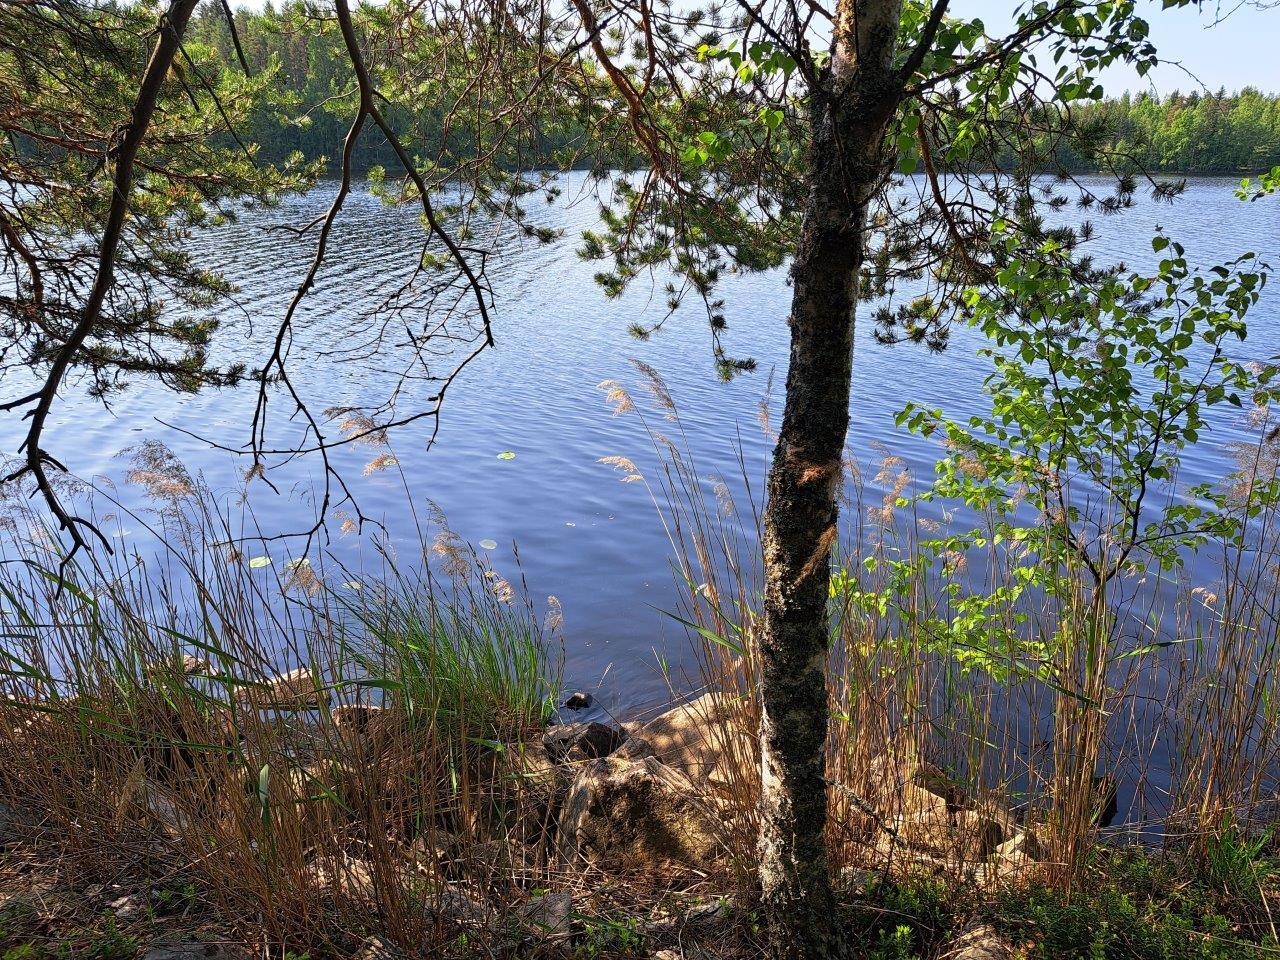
[1,367,1279,954]
[601,361,1280,894]
[0,462,771,957]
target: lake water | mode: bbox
[2,174,1278,715]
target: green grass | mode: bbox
[992,848,1280,959]
[811,846,1280,960]
[1202,816,1277,904]
[0,913,138,960]
[848,878,954,960]
[346,566,556,746]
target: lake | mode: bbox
[2,174,1277,715]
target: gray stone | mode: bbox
[237,666,325,710]
[543,721,622,762]
[941,922,1015,960]
[517,890,574,932]
[563,691,593,710]
[619,693,754,789]
[356,936,405,960]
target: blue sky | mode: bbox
[959,0,1277,94]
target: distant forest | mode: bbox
[187,4,1280,176]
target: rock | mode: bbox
[502,741,564,783]
[989,830,1043,882]
[330,703,396,752]
[142,942,250,960]
[434,888,488,925]
[543,721,622,762]
[144,654,210,679]
[881,776,950,855]
[878,775,1007,865]
[641,895,734,939]
[860,753,1024,867]
[900,778,951,822]
[141,780,182,833]
[500,743,573,822]
[887,812,941,857]
[992,829,1042,874]
[357,936,404,960]
[941,922,1015,960]
[557,755,723,872]
[619,693,754,789]
[110,894,144,919]
[681,896,733,927]
[867,753,968,815]
[839,866,877,893]
[517,890,574,932]
[306,854,376,900]
[651,952,682,960]
[953,811,1007,861]
[1093,773,1119,828]
[916,760,969,812]
[239,666,325,710]
[331,702,385,734]
[563,691,593,710]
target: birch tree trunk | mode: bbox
[757,2,903,955]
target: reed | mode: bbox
[0,485,563,953]
[0,344,1277,953]
[601,354,1280,893]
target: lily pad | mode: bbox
[284,557,311,570]
[249,556,272,569]
[478,538,498,550]
[341,580,362,591]
[496,450,516,461]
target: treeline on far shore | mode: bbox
[191,4,1278,177]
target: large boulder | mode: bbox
[557,755,723,873]
[941,922,1015,960]
[865,756,1015,866]
[619,693,755,791]
[543,721,622,762]
[305,853,377,901]
[237,667,325,710]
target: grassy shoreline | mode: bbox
[0,492,1278,959]
[2,342,1280,957]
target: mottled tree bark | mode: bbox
[757,2,903,956]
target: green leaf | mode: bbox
[660,609,743,656]
[898,146,919,176]
[257,764,271,829]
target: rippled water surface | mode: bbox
[3,175,1278,711]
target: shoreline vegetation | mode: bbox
[5,1,1280,957]
[3,340,1280,958]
